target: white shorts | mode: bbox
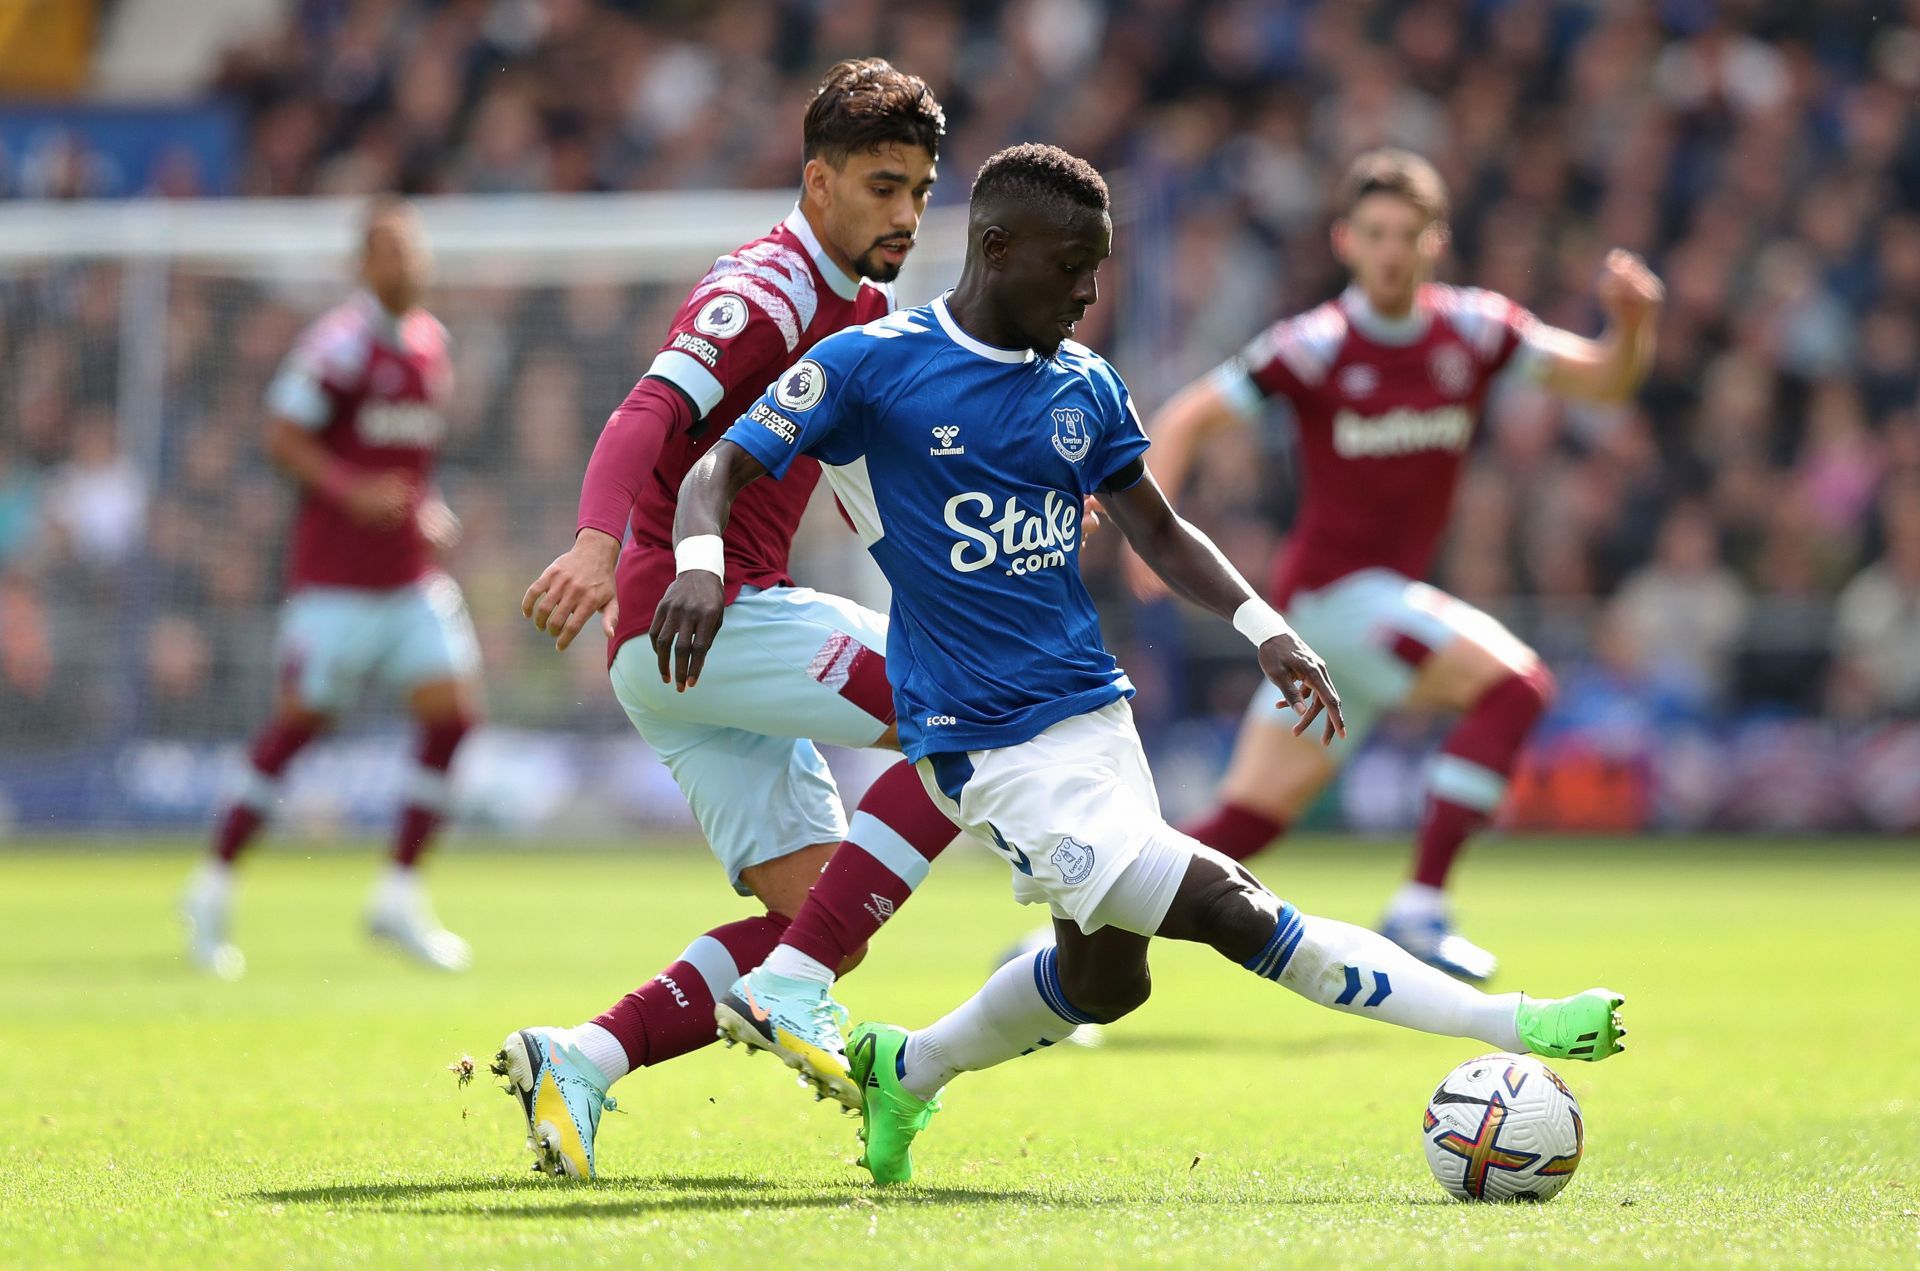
[278,572,480,713]
[916,698,1190,934]
[1250,568,1524,750]
[610,585,894,895]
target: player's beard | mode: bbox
[855,237,915,282]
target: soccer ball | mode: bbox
[1421,1053,1585,1202]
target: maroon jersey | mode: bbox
[608,208,892,654]
[268,293,452,591]
[1216,284,1558,603]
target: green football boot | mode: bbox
[1516,988,1627,1062]
[848,1022,940,1185]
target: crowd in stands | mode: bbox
[4,0,1919,763]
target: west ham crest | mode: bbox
[1051,406,1091,463]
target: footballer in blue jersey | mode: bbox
[657,144,1628,1186]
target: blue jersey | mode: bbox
[722,294,1150,761]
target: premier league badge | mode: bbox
[1051,406,1091,463]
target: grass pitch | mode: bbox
[2,835,1915,1269]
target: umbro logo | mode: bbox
[864,893,897,921]
[930,424,964,456]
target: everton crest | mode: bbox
[1050,836,1096,885]
[1051,406,1091,464]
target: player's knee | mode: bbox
[1058,960,1150,1025]
[1520,660,1558,713]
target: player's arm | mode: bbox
[525,378,694,650]
[263,415,412,530]
[1099,465,1345,744]
[1123,358,1272,600]
[648,439,770,691]
[1533,249,1664,404]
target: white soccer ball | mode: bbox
[1421,1052,1585,1202]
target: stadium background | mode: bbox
[2,0,1918,837]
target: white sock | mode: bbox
[371,863,422,910]
[899,948,1083,1101]
[1249,907,1521,1050]
[1386,881,1447,921]
[189,859,235,902]
[566,1023,631,1084]
[760,944,835,985]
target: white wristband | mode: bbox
[674,534,725,579]
[1232,597,1293,647]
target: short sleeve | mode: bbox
[1211,318,1318,420]
[720,331,869,480]
[1434,285,1579,383]
[1093,373,1151,491]
[266,310,367,429]
[642,285,799,421]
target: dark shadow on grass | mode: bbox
[254,1175,1084,1216]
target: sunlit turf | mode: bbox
[2,835,1915,1268]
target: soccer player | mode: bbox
[1135,149,1664,980]
[496,59,959,1179]
[179,196,479,979]
[653,143,1628,1185]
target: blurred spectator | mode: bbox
[1832,485,1920,718]
[1608,503,1750,713]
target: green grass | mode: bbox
[2,836,1916,1269]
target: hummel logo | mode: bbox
[930,424,964,456]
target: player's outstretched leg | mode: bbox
[495,912,789,1177]
[716,759,955,1107]
[1158,842,1625,1060]
[181,710,327,978]
[853,925,1148,1185]
[366,683,474,971]
[1384,661,1556,982]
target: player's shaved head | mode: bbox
[953,144,1112,357]
[359,193,427,314]
[968,143,1110,232]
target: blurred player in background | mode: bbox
[1133,150,1664,980]
[498,59,958,1179]
[179,197,479,979]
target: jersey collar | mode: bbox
[783,205,863,301]
[933,292,1036,364]
[1340,285,1431,346]
[355,291,409,348]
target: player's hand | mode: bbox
[342,472,414,530]
[649,570,725,692]
[1257,630,1346,746]
[523,529,620,652]
[1596,249,1664,330]
[1123,544,1171,601]
[417,499,461,552]
[1081,495,1103,540]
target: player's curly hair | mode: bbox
[970,143,1110,216]
[803,58,945,163]
[1338,148,1450,223]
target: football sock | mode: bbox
[1180,801,1287,863]
[777,759,957,977]
[392,714,472,868]
[212,715,322,863]
[588,912,790,1083]
[1408,665,1553,891]
[1241,905,1523,1050]
[899,946,1084,1101]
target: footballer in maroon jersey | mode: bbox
[181,197,481,978]
[499,60,961,1179]
[1133,149,1664,981]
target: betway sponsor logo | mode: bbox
[358,402,446,447]
[945,490,1079,578]
[1332,405,1472,458]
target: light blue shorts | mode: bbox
[277,572,481,713]
[610,585,895,894]
[1247,568,1522,750]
